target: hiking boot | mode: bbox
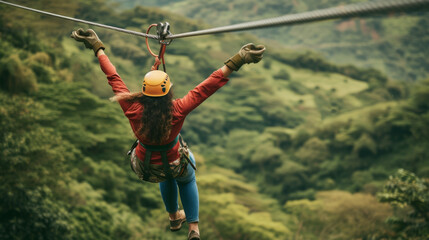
[188,230,200,240]
[170,210,186,232]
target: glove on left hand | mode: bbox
[224,43,265,71]
[71,28,105,56]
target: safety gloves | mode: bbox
[224,43,265,71]
[70,28,105,56]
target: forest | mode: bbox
[1,0,428,239]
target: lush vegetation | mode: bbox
[1,0,428,239]
[146,0,429,82]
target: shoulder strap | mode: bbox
[160,151,173,179]
[139,134,179,151]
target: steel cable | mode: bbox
[167,0,429,39]
[0,0,158,39]
[0,0,428,40]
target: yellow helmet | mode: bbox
[142,70,172,97]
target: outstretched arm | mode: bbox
[97,51,132,112]
[71,29,132,111]
[175,43,266,116]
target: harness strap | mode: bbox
[139,134,179,151]
[139,135,180,180]
[160,151,173,179]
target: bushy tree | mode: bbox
[0,94,71,238]
[296,137,329,167]
[378,169,429,239]
[274,69,291,80]
[197,171,293,240]
[285,190,392,240]
[353,133,377,157]
[0,54,38,94]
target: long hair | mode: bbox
[112,91,173,144]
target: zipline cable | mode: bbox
[167,0,429,39]
[1,0,428,40]
[0,0,158,39]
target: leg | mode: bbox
[159,178,179,215]
[176,151,200,235]
[159,179,187,231]
[177,178,199,223]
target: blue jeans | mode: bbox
[159,150,199,223]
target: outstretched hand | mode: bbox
[239,43,265,64]
[224,43,266,71]
[71,28,105,56]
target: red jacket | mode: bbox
[99,55,229,164]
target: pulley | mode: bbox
[146,22,173,72]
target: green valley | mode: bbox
[1,0,428,239]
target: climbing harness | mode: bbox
[1,0,428,40]
[140,135,179,181]
[129,134,196,183]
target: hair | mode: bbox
[112,90,173,144]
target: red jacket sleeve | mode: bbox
[98,54,132,112]
[174,69,229,117]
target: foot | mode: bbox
[169,210,186,231]
[188,230,200,240]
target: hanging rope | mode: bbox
[1,0,428,40]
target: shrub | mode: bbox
[353,133,377,157]
[274,69,290,80]
[296,137,330,166]
[0,54,37,94]
[263,59,272,69]
[378,169,429,239]
[26,52,52,66]
[285,190,392,239]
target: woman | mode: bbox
[71,28,265,240]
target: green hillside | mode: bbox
[1,0,428,239]
[113,0,429,82]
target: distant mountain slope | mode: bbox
[111,0,429,81]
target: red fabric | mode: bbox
[99,54,229,164]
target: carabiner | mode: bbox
[156,22,173,45]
